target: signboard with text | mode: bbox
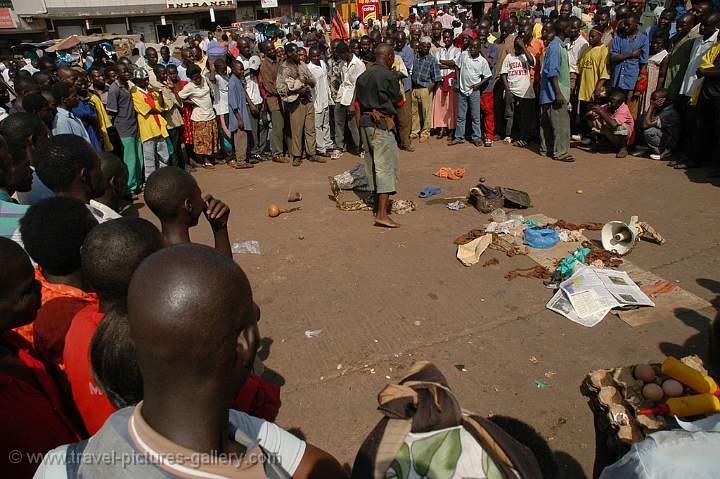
[166,0,234,9]
[261,0,278,7]
[357,1,379,25]
[0,8,15,29]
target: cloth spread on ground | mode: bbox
[433,167,465,180]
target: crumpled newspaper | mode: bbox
[447,200,466,211]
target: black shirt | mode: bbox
[355,62,403,117]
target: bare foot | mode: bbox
[374,217,400,228]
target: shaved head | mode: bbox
[128,244,257,401]
[144,166,201,223]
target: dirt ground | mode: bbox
[138,139,720,478]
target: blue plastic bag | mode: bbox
[524,228,560,249]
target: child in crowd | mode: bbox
[207,57,232,163]
[144,166,232,258]
[642,33,670,114]
[227,60,254,169]
[642,88,680,160]
[585,89,635,157]
[71,74,104,152]
[130,68,170,179]
[500,36,536,147]
[17,196,99,367]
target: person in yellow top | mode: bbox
[576,28,610,143]
[692,41,720,176]
[130,69,170,180]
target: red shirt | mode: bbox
[63,303,115,435]
[0,331,81,478]
[15,268,98,370]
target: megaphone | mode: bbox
[601,216,641,256]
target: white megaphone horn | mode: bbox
[601,216,641,256]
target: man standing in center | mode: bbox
[355,43,404,228]
[259,41,288,163]
[411,36,442,143]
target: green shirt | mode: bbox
[664,33,698,99]
[558,46,571,102]
[0,191,29,241]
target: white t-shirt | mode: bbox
[308,60,331,111]
[457,51,492,96]
[566,35,589,74]
[237,56,263,105]
[337,54,366,106]
[435,45,461,78]
[208,73,230,115]
[500,53,535,99]
[178,78,216,121]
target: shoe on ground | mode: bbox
[419,136,429,143]
[233,161,254,169]
[292,157,302,167]
[410,133,419,140]
[616,147,628,158]
[580,137,593,146]
[400,145,416,152]
[553,155,576,162]
[571,134,582,141]
[202,162,216,169]
[472,139,483,147]
[503,136,512,143]
[308,155,327,163]
[484,139,493,147]
[448,138,465,145]
[649,153,662,160]
[316,150,330,158]
[272,155,290,163]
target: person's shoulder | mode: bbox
[34,444,71,478]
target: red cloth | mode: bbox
[0,331,81,478]
[480,91,495,140]
[63,304,115,435]
[177,80,194,144]
[64,305,281,434]
[14,268,98,370]
[231,374,281,422]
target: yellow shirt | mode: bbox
[87,93,113,152]
[130,87,168,143]
[577,45,610,102]
[533,23,543,39]
[691,43,720,105]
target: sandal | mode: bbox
[202,162,216,169]
[418,186,442,198]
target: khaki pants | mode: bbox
[411,87,432,138]
[288,100,316,158]
[396,91,412,148]
[233,128,248,161]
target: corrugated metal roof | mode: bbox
[35,4,237,19]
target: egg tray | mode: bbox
[581,355,707,453]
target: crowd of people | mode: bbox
[1,0,720,477]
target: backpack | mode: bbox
[351,361,543,479]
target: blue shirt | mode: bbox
[52,107,91,143]
[227,75,252,133]
[480,42,498,92]
[647,22,677,41]
[539,37,564,105]
[411,52,442,88]
[72,99,103,152]
[396,44,415,92]
[159,57,182,68]
[611,31,650,90]
[600,414,720,479]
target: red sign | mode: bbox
[0,8,14,29]
[357,1,380,26]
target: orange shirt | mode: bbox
[14,267,98,369]
[63,303,114,435]
[526,38,545,83]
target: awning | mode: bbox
[36,4,236,19]
[45,33,142,52]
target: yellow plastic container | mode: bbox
[661,357,719,396]
[642,394,720,417]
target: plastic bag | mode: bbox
[524,228,560,249]
[231,240,261,255]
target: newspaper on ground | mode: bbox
[547,266,655,327]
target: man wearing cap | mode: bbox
[355,43,404,228]
[130,68,170,179]
[411,36,442,142]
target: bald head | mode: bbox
[144,166,200,222]
[375,43,394,67]
[128,244,257,396]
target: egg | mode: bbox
[642,383,664,401]
[634,364,656,383]
[662,379,684,397]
